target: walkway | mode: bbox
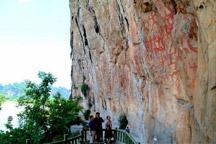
[48,128,139,144]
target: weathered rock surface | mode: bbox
[192,0,216,143]
[69,0,216,143]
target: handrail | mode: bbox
[45,134,82,144]
[46,128,139,144]
[114,129,139,144]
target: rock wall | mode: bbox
[192,0,216,143]
[69,0,216,143]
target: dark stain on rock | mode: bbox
[199,2,205,9]
[134,0,156,13]
[82,25,88,46]
[124,17,129,30]
[95,23,100,33]
[211,85,216,90]
[170,0,177,14]
[143,2,154,13]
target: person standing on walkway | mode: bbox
[94,112,104,142]
[105,115,113,143]
[89,115,96,143]
[125,124,130,133]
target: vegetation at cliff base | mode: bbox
[118,114,128,129]
[83,109,91,120]
[0,72,83,144]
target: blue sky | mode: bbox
[0,0,71,88]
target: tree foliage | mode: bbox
[0,93,6,105]
[0,93,6,110]
[0,72,83,143]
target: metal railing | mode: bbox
[45,134,82,144]
[114,129,139,144]
[46,128,139,144]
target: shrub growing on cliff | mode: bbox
[81,83,89,97]
[83,109,91,120]
[118,114,128,129]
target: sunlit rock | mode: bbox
[69,0,216,143]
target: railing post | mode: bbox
[80,127,87,144]
[80,129,84,144]
[64,134,68,144]
[26,139,30,144]
[84,128,87,142]
[126,135,128,144]
[120,131,122,141]
[123,132,125,143]
[114,128,117,141]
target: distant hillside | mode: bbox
[0,82,70,100]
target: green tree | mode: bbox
[48,92,83,139]
[0,116,28,144]
[18,72,56,143]
[0,71,83,143]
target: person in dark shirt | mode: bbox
[94,112,104,142]
[105,115,114,143]
[89,115,96,143]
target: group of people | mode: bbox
[88,112,114,143]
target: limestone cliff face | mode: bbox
[192,1,216,143]
[69,0,216,143]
